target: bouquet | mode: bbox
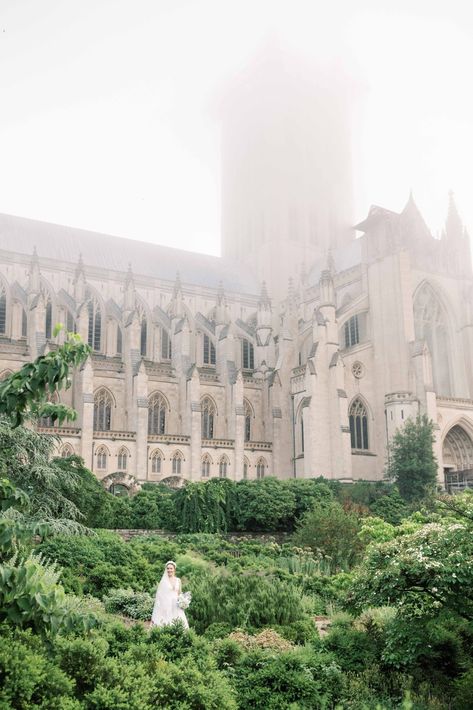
[177,591,192,610]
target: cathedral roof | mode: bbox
[307,238,362,284]
[0,213,259,295]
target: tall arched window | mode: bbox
[243,456,250,479]
[414,283,452,396]
[242,339,255,370]
[148,393,167,435]
[344,315,360,349]
[117,447,129,471]
[0,284,6,334]
[162,328,172,360]
[87,297,102,352]
[256,457,266,479]
[140,318,147,357]
[96,445,108,471]
[219,455,229,478]
[66,309,75,333]
[151,449,163,474]
[172,451,183,475]
[203,334,216,365]
[45,298,52,340]
[60,443,74,458]
[202,454,212,478]
[116,326,123,355]
[21,308,27,337]
[94,389,112,431]
[349,398,369,450]
[201,396,216,439]
[244,399,252,442]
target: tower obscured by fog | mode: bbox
[219,48,354,296]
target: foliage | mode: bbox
[232,647,344,709]
[102,588,154,620]
[369,489,409,525]
[292,500,365,570]
[349,514,473,624]
[0,328,91,427]
[387,415,438,502]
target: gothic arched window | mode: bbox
[94,388,112,431]
[243,456,249,479]
[21,308,27,337]
[256,457,266,479]
[162,328,172,360]
[201,396,216,439]
[172,451,183,475]
[96,445,108,471]
[45,298,52,340]
[202,454,212,478]
[116,325,123,355]
[151,449,163,474]
[87,296,102,352]
[244,399,252,442]
[349,398,369,450]
[0,284,7,334]
[148,393,167,435]
[242,339,255,370]
[60,443,74,458]
[66,309,75,334]
[344,315,360,349]
[203,334,216,365]
[140,318,147,357]
[219,455,229,478]
[117,447,129,471]
[414,283,452,396]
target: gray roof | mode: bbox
[0,213,259,295]
[307,238,362,285]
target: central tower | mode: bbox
[219,47,355,298]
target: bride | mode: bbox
[150,560,189,629]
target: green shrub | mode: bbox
[0,626,75,709]
[213,637,245,668]
[233,647,344,709]
[204,621,233,640]
[277,618,320,645]
[102,588,154,620]
[454,668,473,709]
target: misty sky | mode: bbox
[1,0,472,256]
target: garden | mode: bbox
[1,333,473,708]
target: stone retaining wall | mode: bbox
[111,529,289,544]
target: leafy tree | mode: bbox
[369,489,409,525]
[232,478,297,531]
[349,492,473,625]
[292,501,365,570]
[0,328,91,427]
[387,415,438,502]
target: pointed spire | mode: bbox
[28,246,41,294]
[173,271,182,298]
[258,281,270,307]
[217,280,225,305]
[445,189,464,240]
[125,262,134,288]
[73,253,86,303]
[326,248,336,275]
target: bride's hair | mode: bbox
[165,560,176,569]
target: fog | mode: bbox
[0,0,472,255]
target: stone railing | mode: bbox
[37,425,82,437]
[202,438,234,448]
[112,529,288,543]
[437,396,473,408]
[145,362,174,377]
[93,430,136,440]
[291,364,307,378]
[244,441,272,452]
[148,434,190,444]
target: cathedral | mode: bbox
[1,53,473,492]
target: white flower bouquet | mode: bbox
[177,591,192,610]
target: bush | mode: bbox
[454,668,473,709]
[0,626,76,708]
[103,588,154,620]
[233,647,344,709]
[292,501,365,570]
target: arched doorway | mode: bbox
[443,424,473,492]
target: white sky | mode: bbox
[0,0,472,256]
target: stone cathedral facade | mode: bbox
[1,56,473,491]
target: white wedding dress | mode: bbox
[151,573,189,629]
